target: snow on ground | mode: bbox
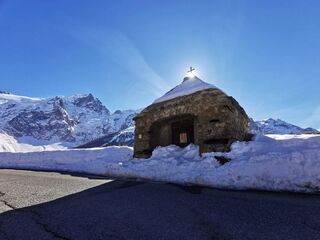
[266,134,317,140]
[208,134,320,192]
[0,134,319,193]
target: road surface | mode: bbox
[0,169,319,240]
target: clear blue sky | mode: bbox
[1,0,319,128]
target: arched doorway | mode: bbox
[171,117,194,147]
[149,114,195,149]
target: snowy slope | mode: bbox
[153,76,218,103]
[0,134,319,193]
[250,118,319,134]
[103,126,135,146]
[77,126,135,149]
[0,92,138,148]
[0,132,66,152]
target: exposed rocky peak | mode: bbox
[49,96,65,109]
[6,109,75,141]
[0,91,11,94]
[0,92,138,146]
[72,93,110,114]
[4,95,77,142]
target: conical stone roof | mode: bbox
[153,75,219,104]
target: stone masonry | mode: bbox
[134,81,250,158]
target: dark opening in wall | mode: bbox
[203,138,229,145]
[209,119,220,123]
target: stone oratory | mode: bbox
[133,68,250,158]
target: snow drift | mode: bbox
[0,134,319,193]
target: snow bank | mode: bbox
[0,146,133,174]
[0,134,319,193]
[207,134,320,192]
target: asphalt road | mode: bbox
[0,169,319,240]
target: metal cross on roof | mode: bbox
[187,66,195,74]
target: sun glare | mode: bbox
[186,66,196,78]
[186,71,195,78]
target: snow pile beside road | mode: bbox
[124,145,220,184]
[206,134,320,192]
[0,146,133,174]
[0,134,319,193]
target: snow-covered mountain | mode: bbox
[0,92,138,149]
[250,118,319,134]
[78,126,135,149]
[0,91,318,152]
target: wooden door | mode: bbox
[171,118,194,147]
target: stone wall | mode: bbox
[134,88,249,158]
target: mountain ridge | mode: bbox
[0,92,318,151]
[249,118,319,135]
[0,92,138,147]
